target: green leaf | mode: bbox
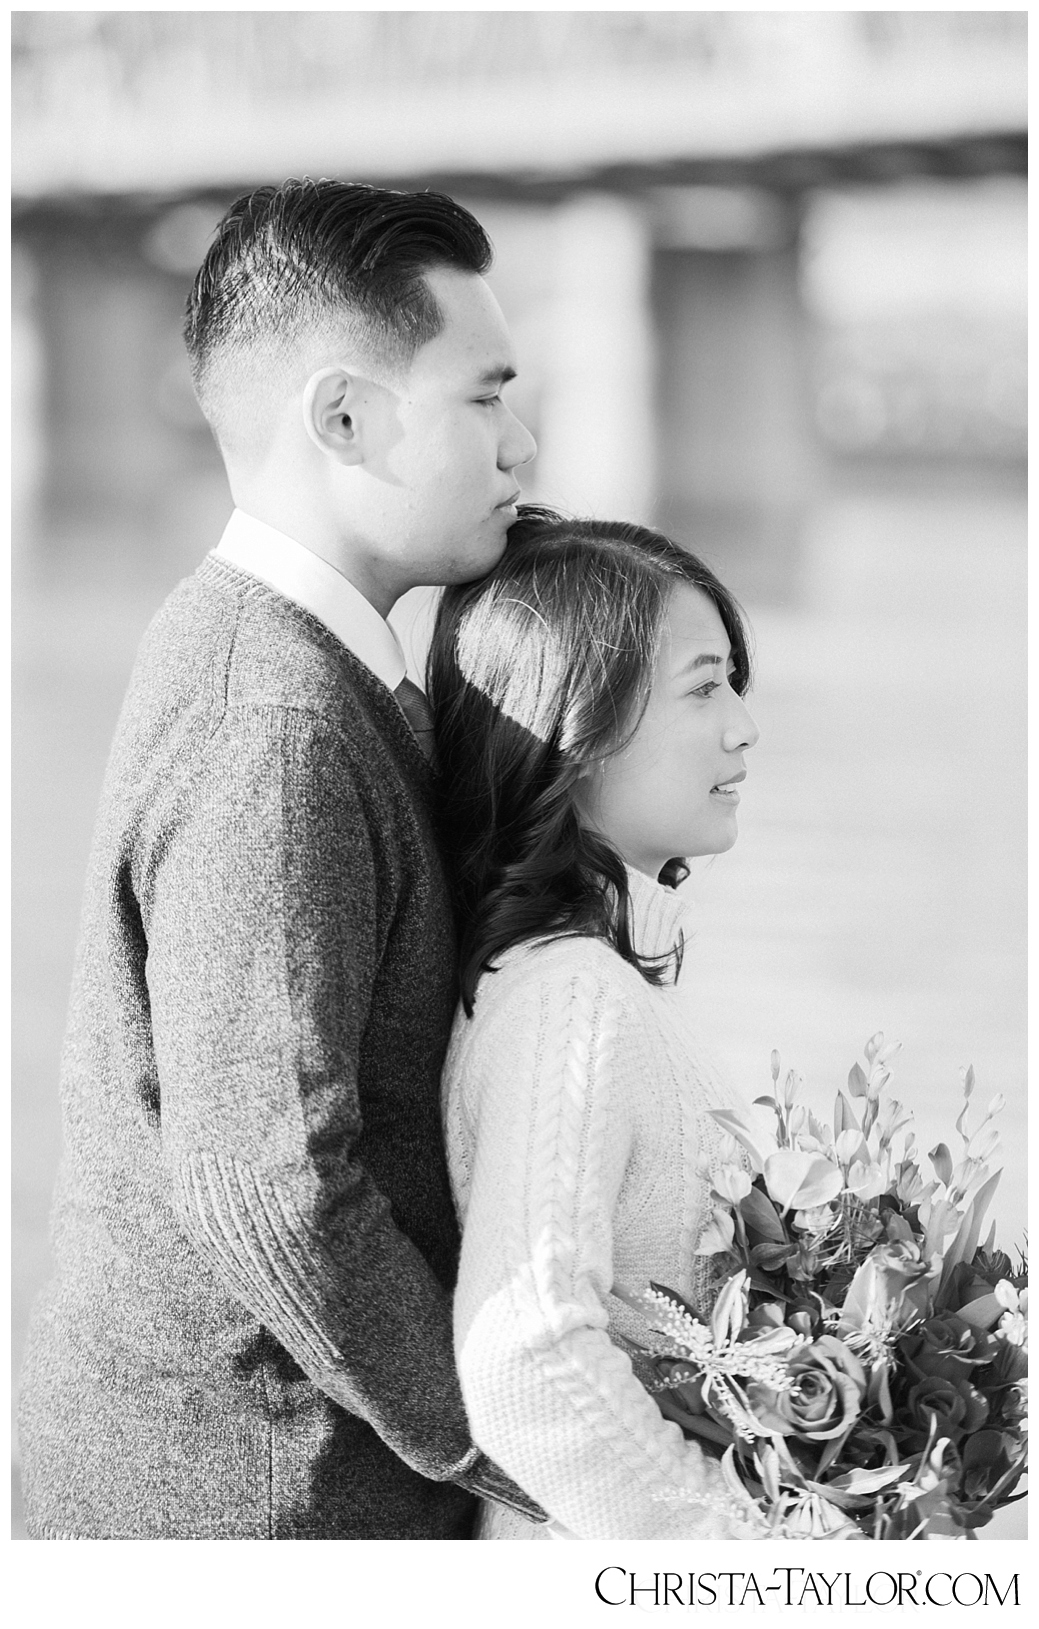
[750,1242,799,1269]
[833,1092,860,1137]
[829,1464,912,1494]
[647,1281,702,1324]
[739,1185,789,1243]
[938,1168,1003,1296]
[709,1108,767,1174]
[748,1268,790,1299]
[954,1291,1004,1331]
[847,1062,868,1099]
[668,1409,734,1453]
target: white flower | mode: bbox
[994,1279,1027,1313]
[998,1310,1028,1347]
[640,1273,807,1441]
[792,1204,836,1238]
[712,1165,753,1207]
[777,1491,864,1540]
[994,1281,1028,1347]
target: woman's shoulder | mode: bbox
[483,930,652,1005]
[445,932,658,1071]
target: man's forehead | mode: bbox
[420,266,515,373]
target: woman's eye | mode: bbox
[477,394,501,408]
[691,680,720,699]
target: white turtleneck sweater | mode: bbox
[442,867,763,1541]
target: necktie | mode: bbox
[393,675,435,763]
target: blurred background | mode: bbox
[11,11,1027,1537]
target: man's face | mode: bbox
[353,267,536,594]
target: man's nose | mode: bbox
[499,408,537,471]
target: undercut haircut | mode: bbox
[183,177,493,441]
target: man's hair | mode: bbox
[184,178,493,445]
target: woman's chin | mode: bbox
[687,824,739,858]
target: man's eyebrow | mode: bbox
[475,364,517,386]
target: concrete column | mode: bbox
[11,243,46,569]
[531,192,656,524]
[651,192,820,602]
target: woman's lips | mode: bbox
[710,770,746,803]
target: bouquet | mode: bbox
[622,1037,1027,1539]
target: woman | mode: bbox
[428,507,765,1540]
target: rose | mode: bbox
[958,1429,1025,1507]
[747,1336,866,1441]
[897,1375,989,1449]
[900,1315,992,1384]
[651,1361,735,1452]
[655,1360,708,1419]
[748,1301,816,1340]
[870,1235,931,1283]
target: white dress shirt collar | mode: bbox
[214,508,407,692]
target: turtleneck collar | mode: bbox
[624,865,693,966]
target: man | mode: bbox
[19,179,541,1539]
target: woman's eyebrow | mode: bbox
[675,652,726,676]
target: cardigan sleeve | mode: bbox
[453,959,761,1539]
[141,703,534,1509]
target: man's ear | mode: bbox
[301,367,366,464]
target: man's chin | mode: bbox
[446,530,510,584]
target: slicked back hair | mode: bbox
[427,505,754,1015]
[184,178,493,439]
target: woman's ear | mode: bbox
[301,367,365,464]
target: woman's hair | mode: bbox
[427,505,753,1015]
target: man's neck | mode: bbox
[229,495,399,619]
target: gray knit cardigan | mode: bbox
[19,554,523,1539]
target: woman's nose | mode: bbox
[723,695,759,753]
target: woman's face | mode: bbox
[576,582,759,878]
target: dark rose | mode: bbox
[898,1375,989,1449]
[747,1301,816,1340]
[651,1361,733,1453]
[746,1335,866,1441]
[959,1429,1024,1506]
[901,1315,992,1384]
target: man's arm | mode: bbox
[142,704,541,1516]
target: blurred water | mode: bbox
[679,468,1027,1541]
[681,471,1026,1249]
[11,466,1026,1538]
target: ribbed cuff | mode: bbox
[453,1451,549,1523]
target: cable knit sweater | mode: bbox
[442,867,764,1541]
